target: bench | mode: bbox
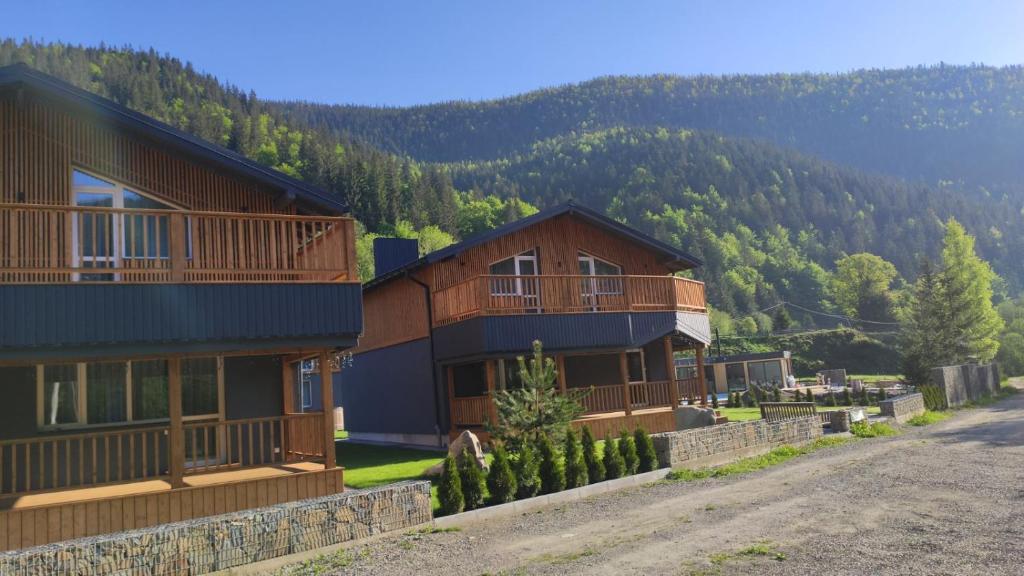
[759,402,821,423]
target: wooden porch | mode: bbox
[0,350,343,551]
[432,274,706,326]
[447,336,710,438]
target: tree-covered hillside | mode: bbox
[1,40,1019,332]
[278,66,1024,202]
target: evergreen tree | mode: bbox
[563,428,588,489]
[603,434,625,479]
[773,306,793,331]
[486,445,517,505]
[878,386,887,403]
[840,388,851,406]
[438,455,464,516]
[938,219,1004,363]
[634,427,658,473]
[772,388,782,402]
[711,393,719,409]
[581,426,605,483]
[826,392,837,407]
[514,443,541,499]
[858,386,869,406]
[794,389,803,402]
[458,448,486,510]
[488,341,585,452]
[536,433,565,494]
[618,430,639,475]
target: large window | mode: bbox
[488,249,538,297]
[747,360,784,388]
[725,363,748,392]
[578,251,623,300]
[626,350,646,382]
[37,357,222,429]
[72,168,187,281]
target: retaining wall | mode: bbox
[650,416,822,469]
[879,392,926,423]
[929,363,1000,408]
[0,481,432,576]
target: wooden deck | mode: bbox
[0,463,344,552]
[571,406,677,438]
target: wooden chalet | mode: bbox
[0,65,361,551]
[345,202,711,447]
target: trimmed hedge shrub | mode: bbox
[486,445,517,505]
[438,454,464,515]
[603,433,625,479]
[537,433,565,494]
[581,425,605,483]
[564,427,588,489]
[618,429,639,475]
[514,442,541,499]
[458,448,486,510]
[634,427,658,472]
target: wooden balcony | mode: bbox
[449,377,704,429]
[432,274,706,326]
[0,203,357,284]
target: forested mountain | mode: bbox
[278,66,1024,202]
[1,40,1020,330]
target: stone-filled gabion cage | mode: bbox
[0,480,433,576]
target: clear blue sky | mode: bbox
[4,0,1023,106]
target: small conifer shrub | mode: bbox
[514,443,541,499]
[603,433,625,479]
[581,426,605,483]
[618,429,639,475]
[634,427,658,472]
[563,427,588,489]
[486,445,517,504]
[438,454,464,515]
[537,433,566,494]
[458,448,486,510]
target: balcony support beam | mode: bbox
[318,350,336,470]
[619,351,632,416]
[696,344,708,406]
[663,336,679,408]
[556,354,567,395]
[168,357,185,488]
[485,359,498,426]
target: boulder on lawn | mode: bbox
[423,430,488,476]
[674,406,717,430]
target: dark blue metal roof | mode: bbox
[0,63,347,215]
[365,201,702,291]
[373,237,420,278]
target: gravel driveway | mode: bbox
[312,386,1024,575]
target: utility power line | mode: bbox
[761,301,902,326]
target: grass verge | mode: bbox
[849,421,898,438]
[906,410,951,426]
[665,436,852,482]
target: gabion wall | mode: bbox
[0,480,432,576]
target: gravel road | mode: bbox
[316,385,1024,576]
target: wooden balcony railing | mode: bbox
[449,379,708,428]
[0,203,357,284]
[432,275,706,326]
[0,414,328,498]
[182,413,325,475]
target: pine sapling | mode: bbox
[772,388,782,402]
[537,433,565,494]
[603,433,625,479]
[858,386,869,406]
[486,445,517,505]
[840,388,851,406]
[458,448,486,510]
[581,425,605,483]
[438,454,464,516]
[563,427,588,489]
[634,427,658,472]
[618,429,639,475]
[711,393,720,409]
[514,442,541,499]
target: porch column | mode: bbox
[168,357,185,488]
[319,350,336,470]
[696,344,708,406]
[618,352,632,416]
[281,360,295,461]
[663,336,679,408]
[556,355,567,395]
[485,359,498,425]
[446,366,456,438]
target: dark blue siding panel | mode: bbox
[344,338,438,437]
[0,283,362,359]
[433,312,678,361]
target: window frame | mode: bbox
[488,249,539,297]
[577,251,624,296]
[71,167,191,281]
[36,357,224,431]
[625,349,647,383]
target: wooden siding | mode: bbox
[571,408,676,439]
[0,96,287,214]
[354,278,430,354]
[423,214,670,292]
[0,466,344,551]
